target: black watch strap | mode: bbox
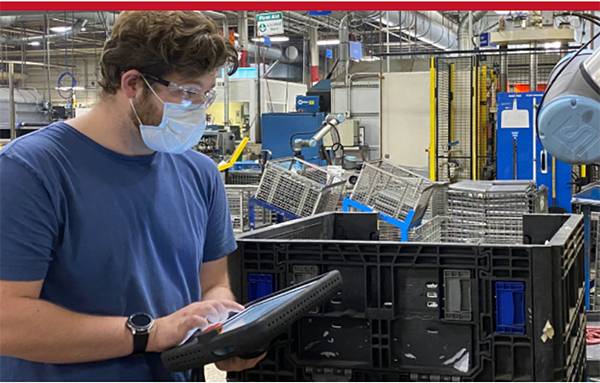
[133,332,149,354]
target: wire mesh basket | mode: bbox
[226,161,263,185]
[225,170,263,185]
[254,157,346,218]
[349,160,442,222]
[378,220,401,241]
[410,214,524,245]
[226,185,272,233]
[447,180,541,244]
[409,216,453,243]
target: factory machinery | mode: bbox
[224,12,599,381]
[0,9,597,382]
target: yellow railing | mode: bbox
[429,57,437,181]
[218,137,250,172]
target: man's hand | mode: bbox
[215,353,267,372]
[147,300,244,353]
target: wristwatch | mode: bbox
[126,312,154,354]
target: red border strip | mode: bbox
[1,2,599,11]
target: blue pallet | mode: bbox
[341,197,417,242]
[248,197,299,230]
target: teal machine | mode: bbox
[496,92,572,212]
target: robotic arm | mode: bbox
[293,113,345,155]
[538,44,600,164]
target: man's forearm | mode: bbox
[0,296,132,364]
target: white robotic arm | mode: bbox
[293,113,345,151]
[538,46,600,164]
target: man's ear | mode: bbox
[120,69,142,98]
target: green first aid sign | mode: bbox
[256,12,284,37]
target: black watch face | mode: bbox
[131,313,152,328]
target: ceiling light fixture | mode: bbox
[50,26,72,33]
[544,41,562,49]
[317,39,341,46]
[251,36,290,43]
[55,86,85,91]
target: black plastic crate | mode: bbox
[228,212,585,381]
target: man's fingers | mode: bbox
[219,300,245,312]
[189,304,220,322]
[183,315,208,332]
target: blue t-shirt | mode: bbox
[0,122,237,381]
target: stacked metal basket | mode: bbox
[408,215,452,243]
[254,157,346,218]
[448,180,543,244]
[224,161,263,185]
[411,180,547,244]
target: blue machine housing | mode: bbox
[261,112,326,165]
[496,92,572,212]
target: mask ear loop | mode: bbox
[129,98,144,126]
[129,74,166,126]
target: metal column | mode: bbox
[500,45,508,92]
[529,42,538,91]
[585,206,591,310]
[386,11,390,73]
[8,62,16,141]
[238,11,249,67]
[223,18,230,128]
[44,13,52,107]
[309,26,319,83]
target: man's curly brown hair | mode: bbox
[99,11,237,94]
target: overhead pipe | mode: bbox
[202,11,226,20]
[246,43,301,63]
[238,11,249,67]
[416,11,459,33]
[458,11,488,50]
[0,12,116,29]
[339,14,350,85]
[0,12,116,45]
[287,11,338,31]
[369,11,459,50]
[309,27,319,83]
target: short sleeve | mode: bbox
[0,154,59,280]
[202,167,237,263]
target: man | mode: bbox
[0,11,263,380]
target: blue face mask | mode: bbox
[130,86,207,154]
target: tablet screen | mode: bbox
[220,279,319,334]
